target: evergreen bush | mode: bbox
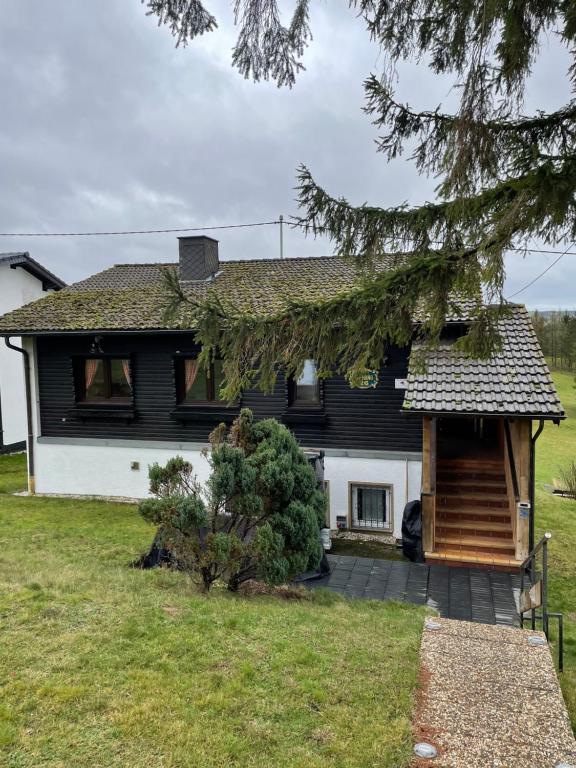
[139,408,325,591]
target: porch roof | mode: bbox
[402,305,564,419]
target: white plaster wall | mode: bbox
[0,265,51,447]
[324,455,422,538]
[33,439,422,537]
[34,439,212,498]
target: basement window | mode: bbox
[350,484,391,531]
[75,357,132,404]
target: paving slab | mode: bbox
[310,555,521,625]
[414,618,576,767]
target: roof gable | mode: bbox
[0,252,66,292]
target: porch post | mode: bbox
[421,416,437,553]
[514,420,531,561]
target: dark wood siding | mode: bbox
[36,334,422,452]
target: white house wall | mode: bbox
[323,453,422,536]
[0,266,52,448]
[34,438,213,498]
[32,437,421,538]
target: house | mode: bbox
[0,252,65,454]
[0,237,564,568]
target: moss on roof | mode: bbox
[0,256,407,333]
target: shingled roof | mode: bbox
[402,305,564,419]
[0,254,477,334]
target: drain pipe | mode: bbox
[4,337,35,494]
[529,419,545,554]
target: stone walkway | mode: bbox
[414,618,576,767]
[311,554,521,626]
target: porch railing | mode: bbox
[519,532,564,671]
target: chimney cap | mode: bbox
[177,234,219,243]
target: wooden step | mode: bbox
[438,456,503,464]
[437,479,507,493]
[426,549,520,568]
[438,490,508,502]
[438,459,503,470]
[439,470,506,481]
[437,505,511,519]
[436,462,504,475]
[437,520,512,533]
[436,534,514,551]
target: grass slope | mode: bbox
[535,369,576,726]
[0,492,425,768]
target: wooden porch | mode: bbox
[421,415,532,570]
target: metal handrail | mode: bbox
[519,532,564,671]
[520,531,551,571]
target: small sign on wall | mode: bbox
[357,369,379,389]
[395,378,408,389]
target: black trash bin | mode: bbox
[401,499,424,563]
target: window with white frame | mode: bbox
[350,484,391,530]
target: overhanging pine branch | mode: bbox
[295,156,576,262]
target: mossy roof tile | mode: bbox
[0,255,477,333]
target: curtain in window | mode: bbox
[184,359,199,393]
[354,486,387,528]
[361,488,385,525]
[85,359,100,390]
[121,360,132,388]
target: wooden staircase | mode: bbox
[426,457,519,569]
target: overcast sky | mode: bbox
[0,0,573,308]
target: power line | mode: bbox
[509,246,576,257]
[0,217,574,260]
[0,220,281,237]
[506,243,573,300]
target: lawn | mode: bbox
[1,368,573,759]
[534,368,576,727]
[0,452,27,494]
[0,488,425,768]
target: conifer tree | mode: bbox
[139,408,325,590]
[146,0,576,397]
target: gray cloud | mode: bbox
[0,0,573,307]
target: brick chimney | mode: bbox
[178,236,219,281]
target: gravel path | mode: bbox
[413,618,576,767]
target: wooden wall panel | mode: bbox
[36,334,423,453]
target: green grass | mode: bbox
[0,452,27,494]
[534,368,576,726]
[330,537,406,561]
[0,492,425,767]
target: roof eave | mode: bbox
[7,257,66,291]
[401,407,565,421]
[0,327,196,337]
